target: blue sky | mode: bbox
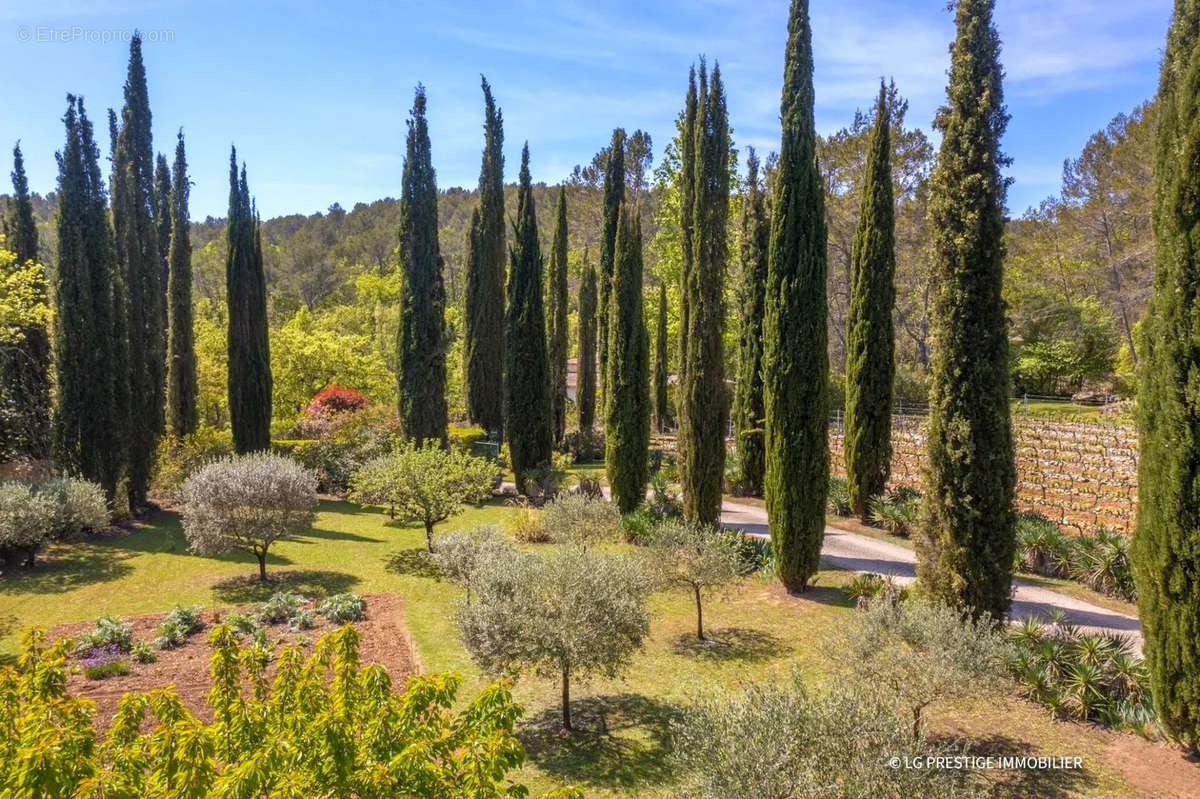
[0,0,1173,220]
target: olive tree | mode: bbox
[836,596,1010,739]
[456,545,651,730]
[646,519,745,641]
[181,452,318,581]
[349,441,499,551]
[38,477,108,539]
[540,493,622,548]
[429,525,516,603]
[0,483,55,566]
[672,671,986,799]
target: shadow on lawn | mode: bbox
[951,732,1097,799]
[211,569,361,603]
[670,626,791,662]
[518,693,682,790]
[384,547,444,580]
[0,540,135,594]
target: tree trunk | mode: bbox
[424,519,435,552]
[694,584,705,640]
[562,664,572,731]
[257,551,268,582]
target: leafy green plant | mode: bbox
[430,526,516,603]
[83,659,130,680]
[541,493,622,547]
[826,476,852,516]
[130,641,157,664]
[74,614,134,655]
[508,503,549,543]
[1014,511,1071,576]
[255,590,308,625]
[317,592,367,623]
[0,482,56,566]
[154,605,205,650]
[645,520,746,640]
[620,507,656,545]
[869,494,919,537]
[1068,529,1135,601]
[732,533,773,575]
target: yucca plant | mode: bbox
[1014,512,1071,577]
[1068,529,1135,601]
[869,495,918,537]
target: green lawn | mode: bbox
[0,491,1179,798]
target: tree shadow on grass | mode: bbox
[0,541,134,595]
[940,732,1097,799]
[670,626,791,663]
[298,526,386,544]
[211,569,360,604]
[518,693,682,791]
[384,548,443,580]
[786,583,856,609]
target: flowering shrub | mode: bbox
[81,644,131,680]
[286,404,401,493]
[181,452,318,581]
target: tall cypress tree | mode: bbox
[678,67,698,388]
[226,149,271,454]
[547,187,570,445]
[916,0,1015,620]
[653,283,670,433]
[1,142,51,458]
[764,0,829,591]
[577,259,598,431]
[397,86,448,446]
[605,206,650,513]
[52,96,126,503]
[464,76,505,438]
[505,144,553,490]
[1134,0,1200,750]
[734,148,768,496]
[154,151,171,342]
[680,61,729,526]
[111,32,164,509]
[844,84,897,520]
[165,130,197,437]
[597,128,625,399]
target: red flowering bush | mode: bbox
[307,384,369,417]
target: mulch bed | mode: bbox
[50,591,417,727]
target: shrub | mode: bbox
[646,474,682,519]
[256,590,307,625]
[0,627,581,798]
[305,383,369,419]
[151,426,234,500]
[448,424,489,453]
[288,404,401,493]
[350,441,499,551]
[646,519,746,640]
[672,671,986,799]
[181,452,318,581]
[870,493,920,537]
[835,596,1010,738]
[74,615,134,655]
[222,611,262,638]
[563,427,605,462]
[430,526,516,602]
[36,477,108,539]
[732,533,773,575]
[1014,511,1071,577]
[130,641,156,664]
[540,493,622,547]
[0,482,55,566]
[154,605,205,650]
[571,477,604,500]
[1068,529,1135,601]
[457,545,652,730]
[318,592,368,623]
[620,507,656,545]
[81,645,131,680]
[288,608,316,632]
[509,505,549,543]
[826,476,852,516]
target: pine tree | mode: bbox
[1134,0,1200,750]
[397,86,448,446]
[733,148,768,496]
[547,187,570,445]
[111,32,164,509]
[605,206,650,513]
[154,151,171,343]
[165,129,198,437]
[505,144,554,490]
[680,61,729,526]
[763,0,829,591]
[464,77,506,438]
[598,128,625,399]
[653,283,670,433]
[226,149,271,454]
[844,84,897,520]
[916,0,1015,620]
[0,142,51,458]
[577,260,598,431]
[52,96,127,503]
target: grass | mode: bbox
[0,489,1182,797]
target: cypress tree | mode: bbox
[52,96,126,503]
[226,149,271,454]
[916,0,1015,620]
[597,128,625,399]
[844,84,897,520]
[111,32,164,509]
[154,151,171,341]
[1134,0,1200,750]
[504,144,554,490]
[547,187,570,445]
[397,86,448,446]
[605,206,650,513]
[680,61,729,526]
[678,67,698,387]
[577,259,598,431]
[464,76,505,438]
[165,130,197,437]
[1,142,51,458]
[763,0,829,591]
[653,283,670,433]
[733,147,768,496]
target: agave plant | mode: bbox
[1014,512,1071,577]
[1062,661,1107,721]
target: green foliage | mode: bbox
[0,482,56,566]
[448,424,489,452]
[605,207,651,514]
[0,625,578,798]
[397,86,448,446]
[539,493,622,547]
[1014,512,1071,577]
[155,605,205,650]
[74,614,135,654]
[844,84,897,520]
[825,475,852,516]
[504,145,554,490]
[1011,295,1118,396]
[645,519,744,640]
[35,476,109,540]
[547,187,570,445]
[598,128,626,398]
[576,262,598,430]
[284,404,400,493]
[1068,529,1135,602]
[653,282,671,432]
[318,592,368,623]
[152,426,234,500]
[842,572,910,605]
[349,441,498,550]
[166,130,199,437]
[226,149,272,454]
[430,525,517,602]
[733,149,768,496]
[917,0,1016,621]
[130,640,157,664]
[84,657,131,680]
[763,2,829,590]
[255,589,307,625]
[869,491,920,538]
[464,76,507,437]
[680,60,731,526]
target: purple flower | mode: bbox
[80,643,124,668]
